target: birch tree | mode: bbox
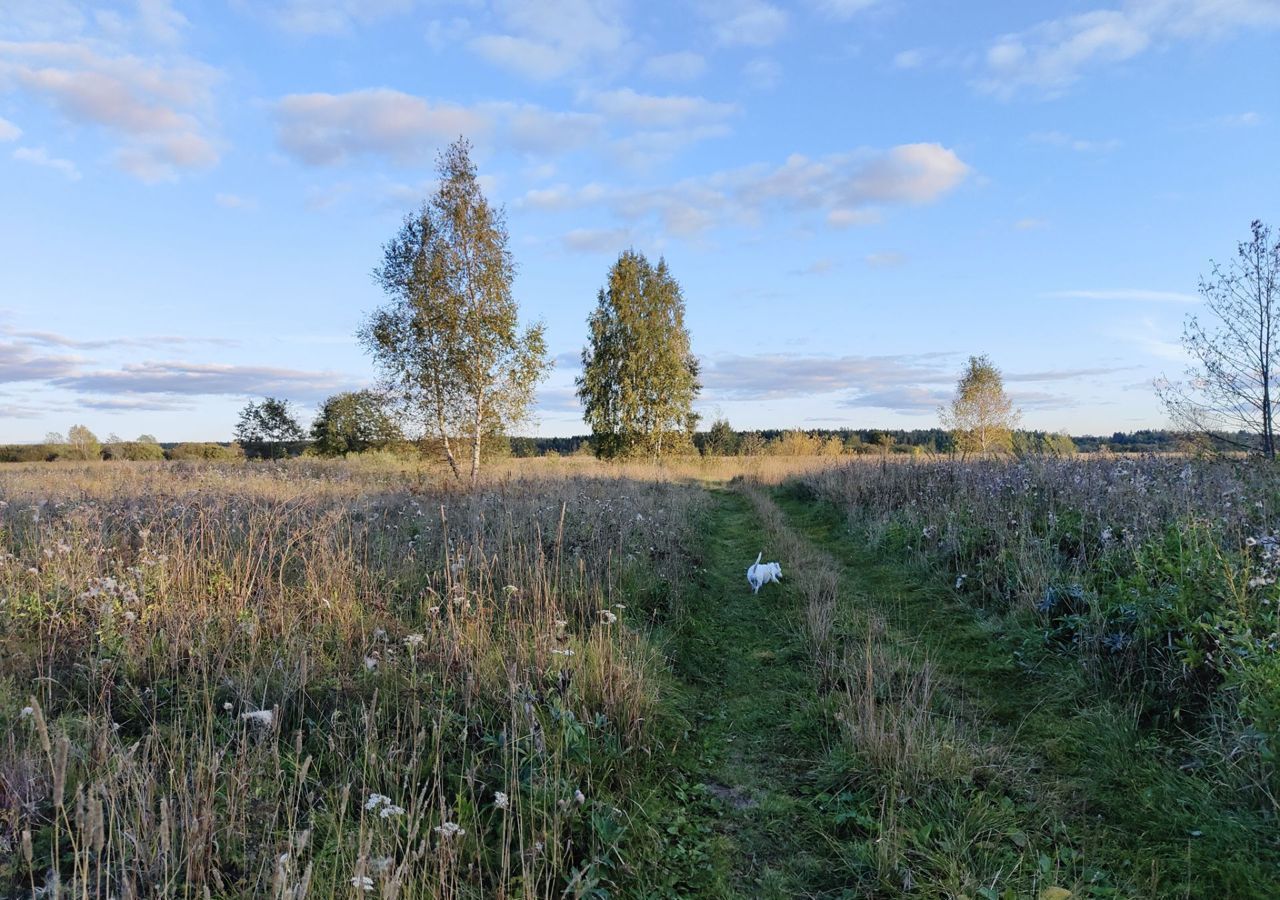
[940,355,1019,455]
[577,250,700,459]
[361,139,549,484]
[1157,220,1280,457]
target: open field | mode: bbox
[2,455,1277,898]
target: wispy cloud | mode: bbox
[0,5,221,182]
[1029,130,1121,152]
[523,142,971,239]
[978,0,1280,97]
[700,0,789,47]
[4,326,237,350]
[642,51,707,81]
[469,0,629,81]
[0,115,20,141]
[272,89,488,166]
[1046,289,1199,304]
[243,0,419,36]
[865,251,906,267]
[12,145,80,179]
[0,340,81,383]
[55,360,356,401]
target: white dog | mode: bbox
[746,551,783,594]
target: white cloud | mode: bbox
[522,142,971,238]
[811,0,882,20]
[246,0,419,36]
[865,251,906,267]
[1014,217,1049,230]
[12,145,81,180]
[701,0,789,47]
[273,89,488,166]
[1219,110,1261,127]
[57,360,355,401]
[742,57,781,89]
[500,104,604,155]
[1046,288,1199,303]
[1029,130,1121,152]
[215,192,257,209]
[562,226,635,253]
[0,115,20,141]
[585,88,738,129]
[0,32,220,181]
[469,0,629,81]
[978,0,1280,97]
[893,48,926,69]
[643,51,707,81]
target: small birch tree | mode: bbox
[1157,220,1280,457]
[940,355,1019,455]
[577,250,700,459]
[361,139,549,484]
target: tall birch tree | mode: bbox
[577,250,700,459]
[1157,220,1280,457]
[361,139,549,484]
[940,355,1019,455]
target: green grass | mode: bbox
[773,485,1280,898]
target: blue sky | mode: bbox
[1,0,1277,441]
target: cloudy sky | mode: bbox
[1,0,1277,441]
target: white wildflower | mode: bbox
[223,702,233,712]
[493,791,510,810]
[20,706,34,718]
[365,793,392,811]
[363,656,378,672]
[434,821,465,839]
[599,609,618,625]
[350,875,374,892]
[954,574,967,590]
[379,804,405,819]
[574,789,585,805]
[403,633,425,649]
[551,648,575,656]
[241,709,274,728]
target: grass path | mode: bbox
[649,481,1277,897]
[658,486,847,898]
[770,486,1280,899]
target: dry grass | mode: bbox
[0,459,705,897]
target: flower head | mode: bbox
[434,821,465,839]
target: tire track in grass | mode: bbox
[664,485,848,898]
[771,483,1280,899]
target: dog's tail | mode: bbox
[755,551,762,565]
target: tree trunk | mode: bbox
[469,397,483,487]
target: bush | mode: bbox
[166,442,245,461]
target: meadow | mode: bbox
[2,454,1277,898]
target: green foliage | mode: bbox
[702,418,739,456]
[64,424,101,460]
[166,442,244,460]
[1012,430,1077,457]
[577,250,701,459]
[234,397,304,458]
[361,138,550,484]
[103,440,166,461]
[310,390,403,456]
[941,354,1019,455]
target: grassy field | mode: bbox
[2,455,1277,897]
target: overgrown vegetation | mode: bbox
[0,460,704,896]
